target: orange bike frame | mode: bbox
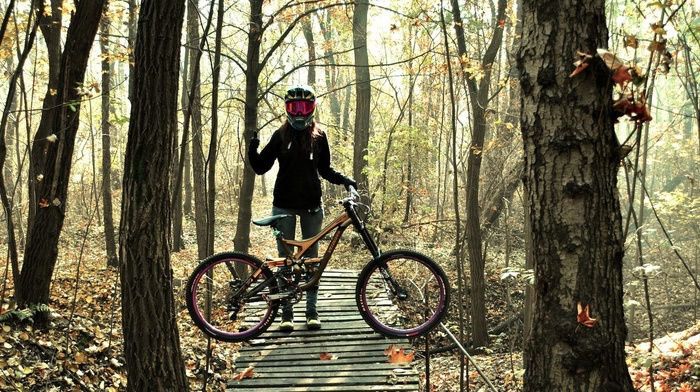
[260,211,354,291]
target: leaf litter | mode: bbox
[1,222,699,391]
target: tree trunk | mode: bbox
[233,0,263,253]
[517,0,634,389]
[0,1,37,284]
[16,1,105,317]
[127,0,137,101]
[171,146,184,251]
[184,0,208,258]
[352,2,370,190]
[208,0,223,257]
[451,0,508,348]
[27,0,62,240]
[319,11,341,126]
[100,6,118,268]
[119,0,188,390]
[301,5,316,85]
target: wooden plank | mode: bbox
[238,368,419,378]
[231,386,418,392]
[227,270,420,391]
[229,375,418,389]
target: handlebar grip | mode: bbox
[339,186,360,205]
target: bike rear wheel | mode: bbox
[186,252,278,342]
[356,249,449,338]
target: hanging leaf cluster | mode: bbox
[569,17,677,126]
[570,48,652,124]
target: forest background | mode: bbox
[0,0,699,391]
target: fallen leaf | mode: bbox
[233,366,255,380]
[384,344,414,363]
[75,352,87,364]
[319,352,337,360]
[384,344,401,356]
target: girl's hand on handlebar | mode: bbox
[347,185,360,199]
[343,176,357,191]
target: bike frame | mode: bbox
[262,195,381,291]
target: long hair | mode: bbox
[279,120,322,153]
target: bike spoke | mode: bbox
[357,250,449,338]
[186,253,278,342]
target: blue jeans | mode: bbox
[272,205,324,320]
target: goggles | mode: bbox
[286,100,315,116]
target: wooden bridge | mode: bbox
[228,270,421,391]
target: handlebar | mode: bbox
[348,185,360,199]
[340,185,360,205]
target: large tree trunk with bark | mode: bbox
[16,1,105,317]
[517,0,634,389]
[119,0,188,390]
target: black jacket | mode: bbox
[249,127,349,209]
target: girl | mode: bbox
[249,85,356,331]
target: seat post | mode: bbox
[272,226,295,259]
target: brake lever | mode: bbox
[348,185,360,199]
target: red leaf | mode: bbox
[577,302,598,328]
[384,344,414,363]
[569,62,590,78]
[233,366,255,380]
[611,66,633,88]
[569,51,593,78]
[319,352,336,360]
[613,95,653,124]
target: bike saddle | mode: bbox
[252,214,293,227]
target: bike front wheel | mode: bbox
[186,252,278,342]
[356,249,450,338]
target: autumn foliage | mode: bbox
[569,48,655,124]
[384,344,415,363]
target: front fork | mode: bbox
[377,262,408,300]
[345,203,407,300]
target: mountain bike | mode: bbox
[185,187,450,343]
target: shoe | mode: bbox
[306,317,321,330]
[279,319,294,332]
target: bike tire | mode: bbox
[356,249,450,338]
[186,252,278,342]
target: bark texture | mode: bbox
[233,0,263,253]
[352,1,370,189]
[17,0,105,314]
[517,0,634,390]
[119,0,188,390]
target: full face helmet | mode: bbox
[284,85,316,130]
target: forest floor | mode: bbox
[0,216,699,391]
